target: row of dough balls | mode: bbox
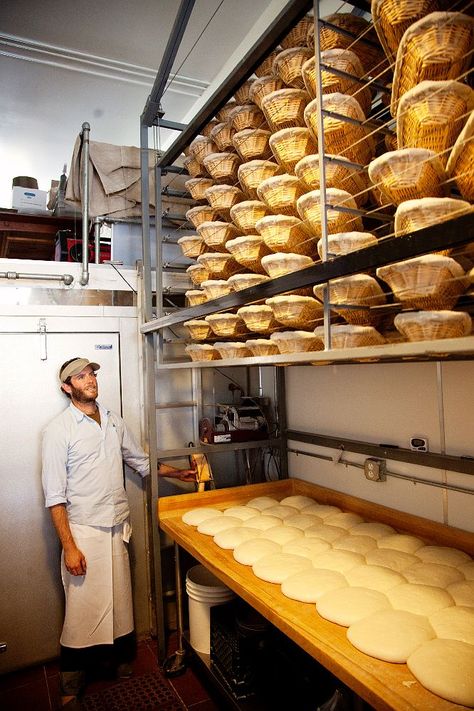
[182,494,474,707]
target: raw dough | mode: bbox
[197,515,242,536]
[429,605,474,645]
[459,561,474,581]
[347,609,435,663]
[282,569,347,603]
[386,583,454,616]
[447,580,474,607]
[284,513,322,530]
[259,525,304,546]
[246,496,278,511]
[223,505,259,521]
[415,545,472,568]
[182,507,222,526]
[312,549,365,574]
[213,526,260,550]
[349,522,395,540]
[262,504,299,520]
[366,548,420,573]
[317,587,391,627]
[282,538,331,559]
[252,552,312,584]
[333,535,377,555]
[305,523,347,543]
[233,539,281,566]
[407,638,474,707]
[279,495,315,510]
[377,534,424,554]
[244,515,283,531]
[325,512,365,530]
[303,503,342,519]
[403,562,464,588]
[345,564,406,592]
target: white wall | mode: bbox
[285,361,474,532]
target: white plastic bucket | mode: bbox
[186,564,235,654]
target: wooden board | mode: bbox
[159,479,474,711]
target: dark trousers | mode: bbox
[60,630,136,675]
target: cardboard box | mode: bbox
[12,186,48,213]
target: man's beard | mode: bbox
[70,382,97,404]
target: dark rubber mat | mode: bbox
[82,672,185,711]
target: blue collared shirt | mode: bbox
[42,402,149,527]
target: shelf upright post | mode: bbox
[79,122,90,286]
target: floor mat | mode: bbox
[82,672,185,711]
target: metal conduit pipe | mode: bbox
[0,271,74,285]
[80,121,91,286]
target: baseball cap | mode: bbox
[59,357,101,383]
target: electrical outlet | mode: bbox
[364,458,386,482]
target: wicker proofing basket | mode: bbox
[273,47,313,90]
[197,220,241,252]
[227,273,270,291]
[186,205,221,228]
[230,200,272,235]
[185,344,221,361]
[269,128,317,175]
[236,305,280,334]
[177,234,206,259]
[368,148,447,205]
[295,154,369,207]
[266,295,324,329]
[185,177,214,201]
[257,174,307,217]
[204,184,245,221]
[201,119,219,138]
[205,313,248,338]
[216,101,237,123]
[261,89,310,133]
[210,122,236,152]
[197,252,241,280]
[394,198,473,250]
[245,339,280,356]
[313,274,387,326]
[393,310,472,342]
[297,189,363,238]
[270,330,324,354]
[314,324,386,349]
[234,79,256,105]
[254,48,282,77]
[446,111,474,201]
[186,263,210,286]
[229,104,267,132]
[183,319,212,341]
[261,252,314,279]
[185,289,208,307]
[317,231,378,259]
[237,160,281,200]
[372,0,441,64]
[397,81,474,167]
[202,152,241,184]
[213,342,252,359]
[201,279,233,300]
[255,214,317,257]
[391,12,474,117]
[376,255,467,310]
[189,136,219,165]
[249,75,286,109]
[183,155,207,178]
[281,14,313,49]
[232,129,272,161]
[225,235,271,274]
[302,50,372,116]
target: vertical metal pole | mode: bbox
[436,362,449,524]
[79,122,90,286]
[140,123,153,323]
[312,3,331,349]
[93,217,101,264]
[155,162,165,365]
[275,367,288,479]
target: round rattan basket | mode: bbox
[185,289,208,307]
[257,174,307,217]
[230,200,272,235]
[254,48,282,77]
[197,252,241,279]
[201,119,219,138]
[270,330,324,354]
[302,50,372,116]
[185,177,214,201]
[281,15,313,49]
[446,111,474,201]
[216,101,237,122]
[183,319,212,341]
[245,339,280,356]
[232,128,272,161]
[227,273,270,291]
[394,198,473,244]
[376,255,467,310]
[368,149,447,205]
[186,205,221,228]
[261,252,314,279]
[197,220,241,251]
[313,274,387,326]
[210,122,236,152]
[249,75,286,109]
[204,184,245,220]
[177,234,206,259]
[236,305,280,334]
[203,152,241,183]
[213,342,252,359]
[237,159,281,199]
[205,313,248,338]
[372,0,441,64]
[269,127,317,175]
[314,324,386,349]
[183,154,207,178]
[229,104,267,132]
[186,344,221,361]
[397,81,474,167]
[295,154,369,207]
[186,263,210,286]
[297,189,363,237]
[261,89,310,132]
[266,295,324,330]
[201,279,233,300]
[391,12,474,117]
[317,231,378,260]
[234,79,256,105]
[255,214,317,257]
[273,47,313,89]
[225,235,271,274]
[189,136,218,165]
[393,310,472,342]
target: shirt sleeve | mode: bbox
[42,422,69,508]
[117,417,150,478]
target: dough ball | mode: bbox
[377,534,424,554]
[279,495,315,510]
[345,564,406,592]
[223,505,259,521]
[281,569,347,603]
[246,496,278,511]
[324,512,365,530]
[447,580,474,607]
[366,548,420,573]
[403,563,464,588]
[317,587,391,627]
[284,513,322,530]
[415,545,471,568]
[312,549,365,574]
[282,538,331,559]
[459,561,474,581]
[333,535,377,556]
[386,583,454,616]
[407,638,474,707]
[233,539,281,566]
[305,523,347,543]
[252,552,312,584]
[349,522,395,540]
[303,503,342,519]
[429,605,474,645]
[197,515,242,536]
[347,609,435,663]
[213,526,260,550]
[244,514,283,531]
[259,525,304,546]
[262,504,299,520]
[182,507,222,526]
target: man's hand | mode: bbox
[64,545,87,576]
[158,462,197,482]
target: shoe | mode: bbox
[117,662,133,679]
[61,697,84,709]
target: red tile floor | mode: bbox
[0,636,220,711]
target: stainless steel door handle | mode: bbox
[0,643,7,653]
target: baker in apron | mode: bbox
[42,357,196,708]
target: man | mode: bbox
[42,357,196,708]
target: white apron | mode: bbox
[60,521,133,648]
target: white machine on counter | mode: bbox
[199,397,269,444]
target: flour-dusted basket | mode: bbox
[376,255,467,310]
[177,234,206,259]
[391,12,474,117]
[266,295,324,330]
[227,273,270,291]
[237,159,281,200]
[368,149,447,206]
[261,89,310,133]
[261,252,314,279]
[249,75,286,109]
[189,136,219,165]
[186,205,221,229]
[297,189,363,238]
[197,252,241,280]
[183,154,207,178]
[185,343,221,361]
[394,198,473,248]
[205,312,248,338]
[269,128,317,175]
[302,50,372,116]
[183,319,212,341]
[186,262,210,286]
[317,231,378,260]
[446,111,474,201]
[213,342,252,359]
[254,48,282,78]
[234,79,256,105]
[255,214,317,257]
[197,221,240,252]
[201,119,219,138]
[270,330,324,354]
[393,310,472,342]
[236,305,280,334]
[185,177,214,201]
[204,184,245,221]
[202,152,241,184]
[201,279,233,300]
[229,104,267,132]
[313,275,387,326]
[281,14,313,49]
[225,235,271,274]
[216,101,237,122]
[314,324,386,349]
[230,200,272,235]
[232,129,272,162]
[245,339,280,356]
[273,47,313,90]
[371,0,441,64]
[210,122,236,152]
[397,81,474,167]
[257,174,307,218]
[185,289,208,307]
[295,154,369,207]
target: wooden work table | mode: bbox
[159,479,474,711]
